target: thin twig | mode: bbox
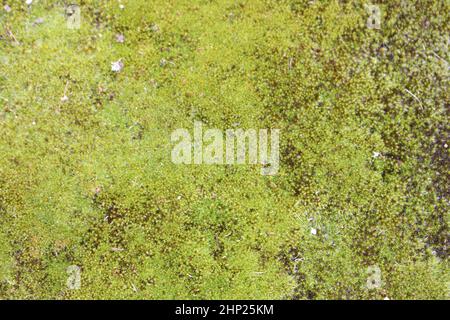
[6,27,20,45]
[431,51,449,64]
[404,88,423,108]
[63,81,70,96]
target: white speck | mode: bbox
[149,79,158,88]
[160,58,167,67]
[25,0,33,5]
[150,23,160,32]
[0,56,9,65]
[33,17,44,25]
[61,95,69,103]
[4,4,11,12]
[115,34,125,43]
[383,297,390,300]
[372,151,381,158]
[310,228,317,235]
[444,143,448,149]
[119,4,125,10]
[111,59,124,73]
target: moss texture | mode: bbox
[0,0,448,299]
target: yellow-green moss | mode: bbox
[0,0,448,299]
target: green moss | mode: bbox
[0,0,448,299]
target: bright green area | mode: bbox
[0,0,448,299]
